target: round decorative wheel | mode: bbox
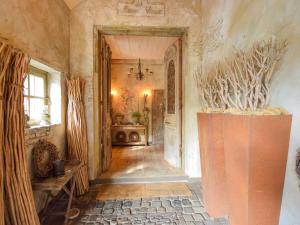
[116,131,126,142]
[129,131,140,142]
[32,140,59,178]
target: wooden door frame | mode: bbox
[93,25,188,176]
[98,36,112,173]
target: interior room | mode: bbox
[1,1,300,225]
[97,35,185,181]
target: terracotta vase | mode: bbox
[197,113,228,217]
[223,114,292,225]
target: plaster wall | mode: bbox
[0,0,70,211]
[111,59,164,143]
[201,1,300,224]
[70,0,203,179]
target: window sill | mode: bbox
[26,124,51,130]
[25,123,61,131]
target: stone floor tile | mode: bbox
[141,201,151,207]
[186,222,196,225]
[103,208,114,214]
[165,206,176,212]
[182,199,192,206]
[191,201,202,207]
[193,222,205,225]
[192,207,205,214]
[183,214,194,222]
[157,206,167,213]
[151,200,162,207]
[183,207,194,214]
[162,200,172,207]
[96,201,105,208]
[192,214,205,222]
[123,201,133,208]
[172,199,182,207]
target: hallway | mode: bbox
[1,0,299,225]
[99,146,185,180]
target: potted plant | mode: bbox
[131,111,141,125]
[195,39,291,225]
[114,112,124,125]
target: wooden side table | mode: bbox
[32,160,83,225]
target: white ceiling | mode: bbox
[64,0,83,9]
[105,35,178,60]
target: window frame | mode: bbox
[24,66,49,124]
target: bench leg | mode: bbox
[39,191,51,224]
[64,177,76,225]
[63,186,80,204]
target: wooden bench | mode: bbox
[32,160,83,225]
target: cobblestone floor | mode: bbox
[42,183,229,225]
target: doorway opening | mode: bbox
[95,27,187,182]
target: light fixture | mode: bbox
[143,90,151,97]
[128,59,153,81]
[111,90,117,96]
[143,90,151,111]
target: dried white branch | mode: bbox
[194,38,287,112]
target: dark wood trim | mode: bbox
[94,25,188,37]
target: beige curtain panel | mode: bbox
[0,41,40,225]
[66,77,89,196]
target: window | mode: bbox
[24,66,49,125]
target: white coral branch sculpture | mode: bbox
[195,38,287,112]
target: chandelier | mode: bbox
[128,59,153,81]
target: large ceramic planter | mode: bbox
[197,113,228,217]
[223,114,292,225]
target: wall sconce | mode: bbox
[111,90,118,96]
[143,90,151,110]
[143,90,151,97]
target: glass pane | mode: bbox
[24,97,29,115]
[24,76,29,96]
[29,75,35,95]
[29,74,45,97]
[29,98,44,120]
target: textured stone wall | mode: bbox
[0,0,70,212]
[70,0,203,179]
[201,1,300,224]
[25,127,52,147]
[25,126,64,180]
